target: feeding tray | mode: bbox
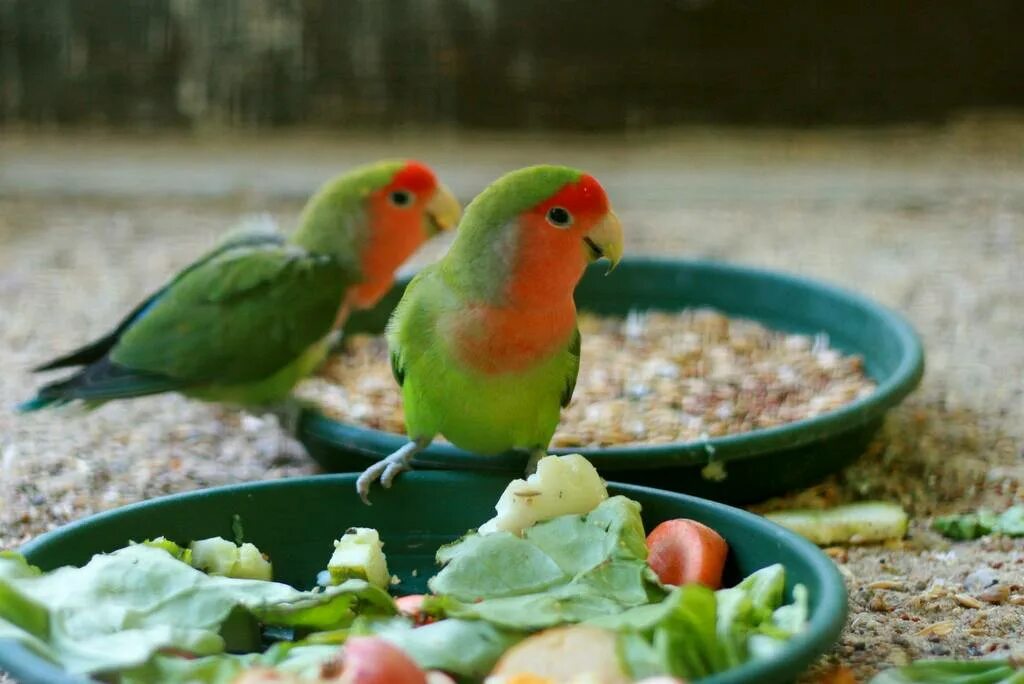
[300,257,924,504]
[1,472,848,684]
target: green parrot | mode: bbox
[358,164,624,502]
[19,160,461,424]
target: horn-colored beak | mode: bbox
[425,183,462,234]
[584,209,624,273]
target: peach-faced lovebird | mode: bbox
[20,161,461,424]
[358,165,624,502]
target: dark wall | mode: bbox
[2,0,1023,131]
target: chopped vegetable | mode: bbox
[189,537,273,580]
[337,636,427,683]
[395,595,434,625]
[426,496,663,630]
[869,659,1023,683]
[764,502,908,545]
[327,528,391,589]
[2,454,814,683]
[488,625,630,683]
[478,454,608,536]
[372,617,522,679]
[933,505,1024,540]
[645,519,729,589]
[0,546,393,676]
[139,536,193,564]
[589,564,807,681]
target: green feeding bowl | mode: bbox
[1,472,847,684]
[301,257,925,503]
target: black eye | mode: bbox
[389,190,414,207]
[546,206,572,228]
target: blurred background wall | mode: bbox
[2,0,1023,132]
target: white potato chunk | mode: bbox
[478,455,608,536]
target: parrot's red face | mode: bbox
[507,174,624,308]
[350,161,461,310]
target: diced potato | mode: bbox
[478,455,608,536]
[489,625,630,684]
[327,527,390,589]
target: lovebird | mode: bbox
[19,160,461,430]
[358,164,624,502]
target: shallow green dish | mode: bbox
[301,257,925,503]
[1,472,847,684]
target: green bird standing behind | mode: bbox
[20,161,461,422]
[358,165,624,502]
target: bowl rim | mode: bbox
[6,472,849,684]
[302,256,925,470]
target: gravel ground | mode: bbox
[1,120,1022,682]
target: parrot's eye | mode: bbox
[546,206,573,228]
[389,190,415,208]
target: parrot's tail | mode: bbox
[17,358,181,414]
[15,396,64,413]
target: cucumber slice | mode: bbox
[764,502,908,545]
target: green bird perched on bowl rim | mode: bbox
[358,164,624,502]
[19,160,462,430]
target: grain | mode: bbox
[307,310,876,447]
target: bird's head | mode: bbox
[446,165,624,304]
[293,159,461,309]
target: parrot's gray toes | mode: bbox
[380,461,411,489]
[355,438,431,505]
[356,463,388,506]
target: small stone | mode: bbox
[963,567,1000,593]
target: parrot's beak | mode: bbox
[425,184,462,234]
[584,209,624,274]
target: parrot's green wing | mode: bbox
[386,267,437,389]
[33,227,285,372]
[561,325,581,408]
[111,243,348,385]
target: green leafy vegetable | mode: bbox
[425,496,666,630]
[373,617,522,678]
[870,659,1024,683]
[607,564,809,681]
[934,505,1024,540]
[119,641,344,684]
[0,545,394,676]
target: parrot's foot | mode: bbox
[525,448,547,476]
[356,438,430,505]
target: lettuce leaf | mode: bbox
[0,545,394,676]
[425,496,665,630]
[611,564,809,681]
[933,505,1024,540]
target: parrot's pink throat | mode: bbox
[349,162,439,311]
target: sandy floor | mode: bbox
[1,120,1022,682]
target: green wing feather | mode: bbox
[386,267,437,389]
[33,227,286,372]
[111,243,349,385]
[561,326,581,408]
